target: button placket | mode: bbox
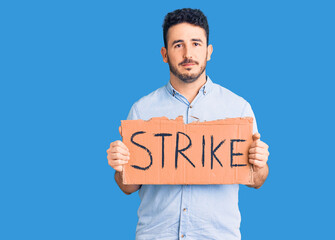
[187,106,192,123]
[179,185,190,239]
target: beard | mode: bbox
[167,55,207,83]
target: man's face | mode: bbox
[161,23,213,83]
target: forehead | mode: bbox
[167,23,207,44]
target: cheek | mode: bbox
[201,50,208,59]
[168,55,182,65]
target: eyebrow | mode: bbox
[171,39,184,45]
[191,38,203,43]
[171,39,204,46]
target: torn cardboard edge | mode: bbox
[120,116,254,185]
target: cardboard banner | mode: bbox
[120,116,254,185]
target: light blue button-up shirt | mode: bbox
[126,76,257,240]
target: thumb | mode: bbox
[252,132,261,141]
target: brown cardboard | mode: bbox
[120,116,254,185]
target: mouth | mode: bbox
[179,60,198,67]
[182,63,195,67]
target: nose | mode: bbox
[183,44,192,59]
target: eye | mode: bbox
[175,44,182,48]
[194,42,200,46]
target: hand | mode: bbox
[248,133,269,170]
[107,140,130,172]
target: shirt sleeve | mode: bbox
[241,101,258,134]
[126,103,140,120]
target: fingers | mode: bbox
[110,140,129,153]
[107,154,129,172]
[108,159,129,167]
[252,132,261,141]
[107,152,130,161]
[250,139,269,149]
[251,133,269,149]
[110,145,130,156]
[249,147,269,155]
[249,144,269,157]
[249,159,267,168]
[248,153,268,162]
[249,135,270,169]
[107,140,130,172]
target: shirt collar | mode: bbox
[165,75,213,97]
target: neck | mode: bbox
[169,71,207,104]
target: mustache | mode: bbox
[179,59,199,66]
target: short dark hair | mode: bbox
[162,8,209,49]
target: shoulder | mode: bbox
[211,81,249,108]
[127,85,171,120]
[132,85,168,108]
[210,80,257,131]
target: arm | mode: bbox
[114,171,141,195]
[107,140,141,195]
[248,163,269,189]
[246,133,270,189]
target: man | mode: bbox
[107,8,269,240]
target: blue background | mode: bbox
[1,0,334,239]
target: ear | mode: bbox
[206,44,213,61]
[161,47,168,63]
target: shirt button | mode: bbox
[181,234,185,238]
[189,105,193,108]
[183,208,187,212]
